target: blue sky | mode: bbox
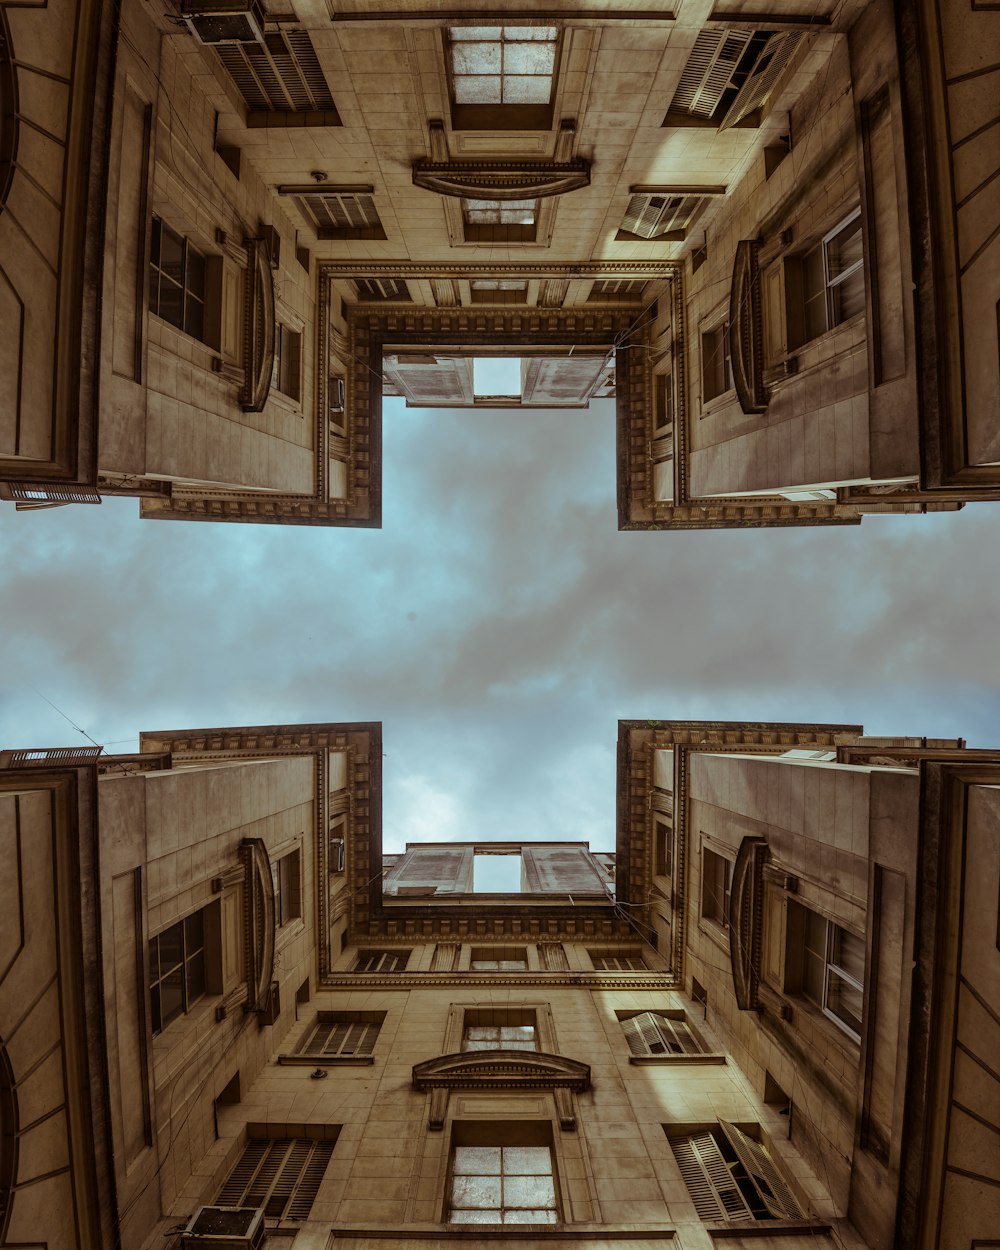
[2,396,999,852]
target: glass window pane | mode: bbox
[500,1026,536,1044]
[466,208,499,224]
[452,1175,502,1208]
[186,246,206,300]
[150,215,161,264]
[827,970,863,1036]
[504,27,558,40]
[499,208,536,225]
[156,279,183,331]
[504,1209,557,1223]
[467,1025,498,1042]
[149,938,159,982]
[831,926,865,983]
[454,76,502,104]
[502,1146,552,1175]
[827,218,862,279]
[159,226,184,283]
[503,76,552,104]
[497,959,528,970]
[449,26,502,40]
[186,950,206,1003]
[504,43,555,75]
[184,910,204,952]
[157,922,183,972]
[158,968,184,1028]
[454,1146,501,1175]
[452,43,502,75]
[504,1176,556,1208]
[185,294,204,341]
[831,267,865,324]
[450,1209,500,1223]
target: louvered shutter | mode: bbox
[719,33,803,130]
[671,1134,731,1219]
[285,30,336,110]
[216,31,335,114]
[217,1139,270,1206]
[622,195,664,239]
[245,1140,288,1211]
[286,1141,336,1220]
[657,1015,702,1055]
[719,1121,803,1219]
[266,1141,311,1217]
[672,30,753,118]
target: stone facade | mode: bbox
[1,0,996,527]
[2,719,997,1247]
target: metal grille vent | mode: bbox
[216,30,337,113]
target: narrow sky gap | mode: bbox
[474,854,523,893]
[474,357,522,396]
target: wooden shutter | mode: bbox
[671,30,753,118]
[656,1015,702,1055]
[670,1131,754,1220]
[286,1140,336,1219]
[217,1138,270,1206]
[719,1121,803,1219]
[621,1012,665,1055]
[216,31,336,113]
[719,33,803,130]
[539,942,569,971]
[218,1139,335,1220]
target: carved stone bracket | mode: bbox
[729,239,769,415]
[412,1051,590,1131]
[412,158,591,201]
[239,837,276,1019]
[240,238,276,412]
[728,835,770,1011]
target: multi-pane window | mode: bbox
[354,949,410,973]
[464,198,537,226]
[216,1136,336,1221]
[668,1121,804,1222]
[621,1012,703,1057]
[448,26,557,106]
[589,952,647,971]
[273,326,302,402]
[469,279,528,305]
[149,909,206,1036]
[701,323,733,403]
[654,375,674,438]
[655,815,673,874]
[303,1013,382,1058]
[787,210,865,349]
[787,901,864,1041]
[463,1024,537,1051]
[449,1142,557,1224]
[149,216,206,342]
[272,849,302,926]
[702,848,733,929]
[470,947,528,970]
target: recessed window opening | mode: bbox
[474,358,522,397]
[449,27,557,105]
[474,853,523,893]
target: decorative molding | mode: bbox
[239,837,276,1017]
[320,261,681,279]
[320,972,679,990]
[412,1051,591,1130]
[240,238,276,412]
[412,158,591,201]
[728,835,769,1011]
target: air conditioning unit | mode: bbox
[181,1206,265,1248]
[181,0,267,45]
[329,376,346,413]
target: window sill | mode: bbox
[706,1221,832,1238]
[629,1053,726,1065]
[698,920,731,956]
[699,388,737,418]
[333,1224,676,1240]
[277,1053,375,1066]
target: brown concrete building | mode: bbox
[2,718,997,1248]
[1,0,997,528]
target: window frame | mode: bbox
[462,198,539,244]
[445,25,560,131]
[701,846,734,933]
[469,945,529,971]
[446,1122,560,1225]
[700,320,734,406]
[784,208,864,351]
[785,899,864,1043]
[149,215,209,344]
[272,847,302,928]
[272,324,303,403]
[149,906,210,1037]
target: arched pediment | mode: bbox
[729,239,769,415]
[412,1050,590,1131]
[239,837,276,1016]
[412,159,591,202]
[241,237,276,413]
[728,835,770,1011]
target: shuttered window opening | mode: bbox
[668,1123,804,1222]
[589,952,647,970]
[354,277,411,302]
[290,192,386,240]
[216,1138,335,1220]
[621,1012,703,1057]
[354,949,411,972]
[619,194,703,240]
[216,31,339,118]
[304,1016,381,1057]
[666,29,803,131]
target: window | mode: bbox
[463,198,538,243]
[655,815,673,874]
[354,949,410,972]
[785,900,864,1041]
[272,849,302,926]
[786,210,864,350]
[667,1121,803,1222]
[283,188,386,241]
[448,26,558,129]
[654,375,674,438]
[618,193,705,241]
[216,1133,338,1221]
[149,909,207,1035]
[448,1127,558,1224]
[273,326,302,402]
[589,951,647,971]
[701,324,733,403]
[702,848,733,930]
[355,277,411,302]
[664,29,803,130]
[620,1011,703,1057]
[301,1012,383,1058]
[588,279,647,303]
[463,1008,538,1052]
[149,216,206,342]
[469,279,528,305]
[215,31,340,125]
[470,946,528,970]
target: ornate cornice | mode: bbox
[319,972,680,990]
[412,158,591,201]
[319,261,681,279]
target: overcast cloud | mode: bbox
[2,397,999,852]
